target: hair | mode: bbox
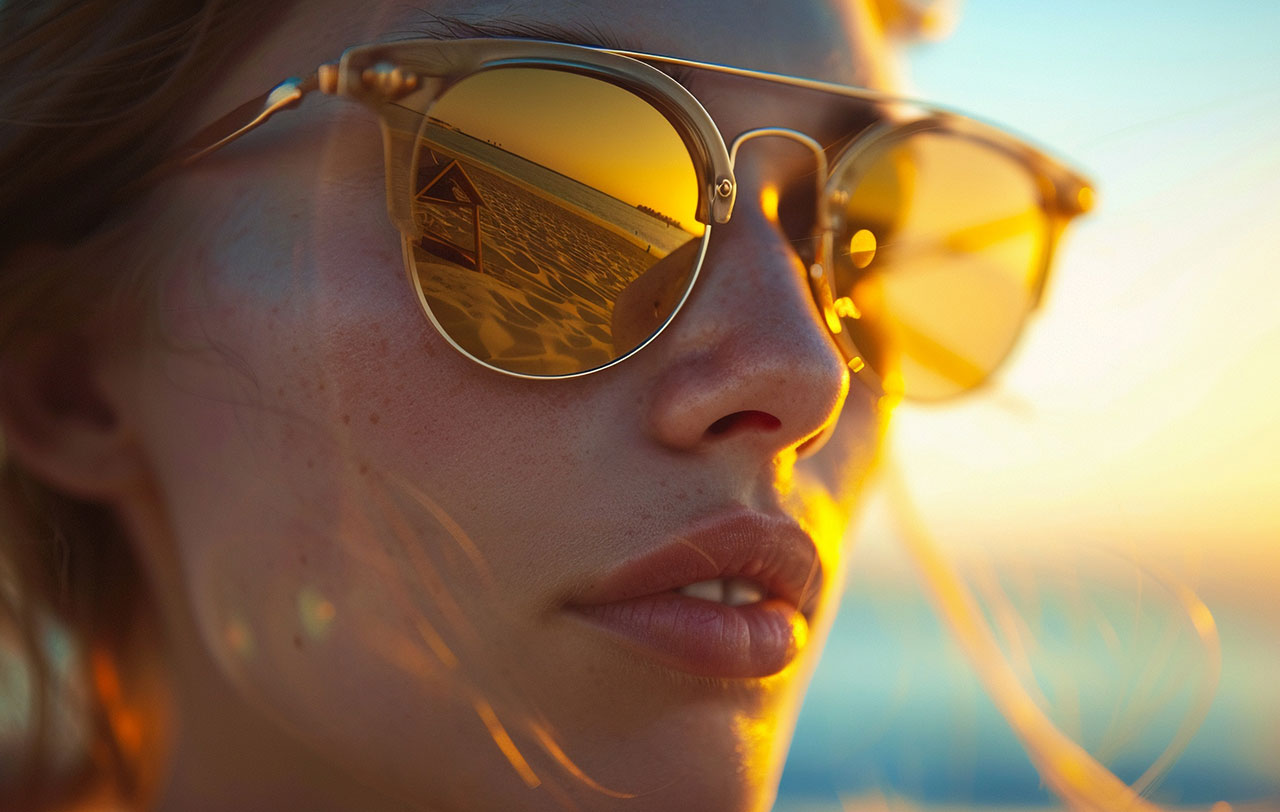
[0,1,283,808]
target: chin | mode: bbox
[500,637,810,812]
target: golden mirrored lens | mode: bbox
[406,67,704,376]
[829,129,1047,400]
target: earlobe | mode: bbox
[0,332,142,500]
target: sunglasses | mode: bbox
[170,38,1093,400]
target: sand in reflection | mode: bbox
[410,124,701,376]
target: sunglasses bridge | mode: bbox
[724,127,880,395]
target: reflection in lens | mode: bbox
[405,67,705,377]
[829,129,1048,400]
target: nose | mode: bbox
[642,144,850,459]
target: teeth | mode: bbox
[724,577,766,607]
[676,577,766,607]
[678,578,725,603]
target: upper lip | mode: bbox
[569,509,824,617]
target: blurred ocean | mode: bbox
[775,498,1280,811]
[772,3,1280,809]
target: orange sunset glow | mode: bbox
[777,2,1280,810]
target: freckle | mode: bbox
[307,459,314,469]
[271,306,279,315]
[299,554,308,565]
[369,413,380,424]
[359,464,369,475]
[293,635,302,649]
[277,386,285,396]
[318,380,326,390]
[341,414,350,425]
[378,338,388,356]
[291,344,298,352]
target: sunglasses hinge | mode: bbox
[359,61,422,100]
[317,63,340,95]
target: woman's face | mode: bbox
[118,0,892,809]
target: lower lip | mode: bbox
[569,593,809,678]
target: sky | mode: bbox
[883,0,1280,590]
[778,3,1280,808]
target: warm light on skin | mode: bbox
[760,183,780,222]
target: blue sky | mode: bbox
[777,4,1280,808]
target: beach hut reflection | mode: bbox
[415,153,486,272]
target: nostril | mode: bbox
[706,410,782,437]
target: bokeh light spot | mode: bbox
[298,585,337,641]
[849,228,877,268]
[224,616,255,659]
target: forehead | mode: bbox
[199,0,892,122]
[408,0,893,85]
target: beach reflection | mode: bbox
[410,116,703,376]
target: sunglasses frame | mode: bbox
[166,37,1094,394]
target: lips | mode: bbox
[567,510,823,678]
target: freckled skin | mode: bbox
[108,1,895,810]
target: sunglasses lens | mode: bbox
[828,129,1049,400]
[407,67,706,376]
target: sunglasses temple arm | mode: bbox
[183,74,321,167]
[137,73,322,189]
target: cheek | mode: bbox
[789,387,887,593]
[812,388,889,515]
[131,183,532,794]
[132,133,604,755]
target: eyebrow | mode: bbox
[394,13,632,52]
[391,12,696,85]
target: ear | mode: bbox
[0,331,143,500]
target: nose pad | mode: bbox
[728,128,829,240]
[642,138,851,458]
[728,127,829,186]
[730,128,886,400]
